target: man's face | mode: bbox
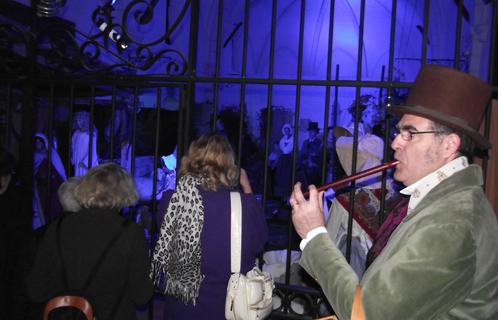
[307,129,318,140]
[362,106,376,127]
[391,114,448,186]
[35,138,45,151]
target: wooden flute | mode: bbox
[302,159,400,197]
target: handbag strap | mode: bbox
[230,192,242,273]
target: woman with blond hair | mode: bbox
[27,163,153,320]
[152,133,268,320]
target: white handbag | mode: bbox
[225,192,274,320]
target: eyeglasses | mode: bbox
[393,129,447,141]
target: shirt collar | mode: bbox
[400,156,469,215]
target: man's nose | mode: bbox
[391,134,403,150]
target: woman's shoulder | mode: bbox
[159,188,261,209]
[202,188,258,200]
[239,192,261,204]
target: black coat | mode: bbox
[0,180,33,319]
[27,208,153,320]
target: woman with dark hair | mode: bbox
[151,133,268,320]
[27,163,153,320]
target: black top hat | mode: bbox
[307,121,320,132]
[389,64,491,149]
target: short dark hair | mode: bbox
[432,122,475,160]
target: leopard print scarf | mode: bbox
[151,175,205,305]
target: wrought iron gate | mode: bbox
[1,0,497,318]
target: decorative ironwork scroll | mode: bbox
[1,0,190,75]
[0,24,32,74]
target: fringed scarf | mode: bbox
[151,175,205,305]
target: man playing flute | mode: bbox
[290,64,498,319]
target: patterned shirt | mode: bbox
[400,156,469,215]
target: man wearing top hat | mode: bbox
[298,121,323,189]
[290,64,498,319]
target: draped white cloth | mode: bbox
[71,129,99,176]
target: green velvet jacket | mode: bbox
[300,165,498,319]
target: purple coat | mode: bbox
[156,188,268,320]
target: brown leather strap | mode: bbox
[43,295,93,320]
[351,285,366,320]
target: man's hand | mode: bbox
[289,182,325,239]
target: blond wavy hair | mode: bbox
[179,133,238,191]
[73,162,139,209]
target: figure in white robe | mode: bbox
[71,111,99,176]
[33,133,67,227]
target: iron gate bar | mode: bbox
[345,0,367,264]
[183,0,199,151]
[109,85,117,167]
[378,65,389,228]
[151,87,162,226]
[421,0,430,65]
[455,0,463,69]
[45,83,56,220]
[1,1,497,319]
[236,0,251,177]
[89,86,96,170]
[262,0,279,209]
[319,0,337,189]
[169,76,416,87]
[285,0,307,288]
[5,83,12,148]
[33,71,416,88]
[130,86,139,182]
[66,85,75,173]
[379,0,399,224]
[211,0,224,133]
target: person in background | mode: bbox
[157,152,177,195]
[290,65,498,319]
[27,163,153,320]
[33,132,67,226]
[298,121,323,189]
[71,110,99,177]
[274,123,294,198]
[279,123,294,155]
[344,94,381,137]
[151,133,267,320]
[325,127,403,278]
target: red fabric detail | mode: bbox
[370,197,409,259]
[336,189,383,239]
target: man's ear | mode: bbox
[443,133,461,158]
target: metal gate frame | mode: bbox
[1,1,497,318]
